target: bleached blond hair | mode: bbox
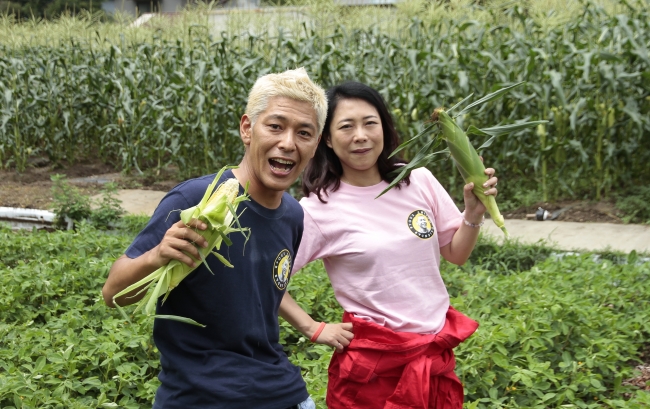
[245,68,327,135]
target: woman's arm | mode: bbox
[279,292,354,352]
[440,167,498,265]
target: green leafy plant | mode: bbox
[90,182,125,229]
[1,225,649,408]
[615,186,650,224]
[50,174,92,228]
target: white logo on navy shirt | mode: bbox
[273,249,292,290]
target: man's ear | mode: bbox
[240,114,252,146]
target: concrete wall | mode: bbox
[114,0,137,15]
[115,0,389,16]
[204,6,308,35]
[160,0,185,13]
[125,5,314,35]
[115,0,263,16]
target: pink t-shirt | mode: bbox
[293,168,463,334]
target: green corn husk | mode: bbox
[113,166,250,327]
[378,83,548,237]
[434,108,508,236]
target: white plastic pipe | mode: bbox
[0,207,57,229]
[0,207,56,222]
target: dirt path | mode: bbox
[0,159,628,224]
[0,159,180,209]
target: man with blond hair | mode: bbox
[102,68,331,409]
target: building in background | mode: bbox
[114,0,393,16]
[114,0,260,16]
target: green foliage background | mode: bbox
[1,1,649,204]
[0,219,648,408]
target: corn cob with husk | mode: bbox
[113,166,250,327]
[432,108,507,235]
[378,82,547,237]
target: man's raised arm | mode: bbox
[102,219,208,307]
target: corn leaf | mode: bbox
[154,315,206,327]
[466,120,548,137]
[445,93,474,116]
[454,81,525,117]
[388,123,437,159]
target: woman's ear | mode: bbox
[325,135,332,149]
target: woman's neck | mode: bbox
[340,168,382,187]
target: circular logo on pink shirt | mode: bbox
[407,210,434,239]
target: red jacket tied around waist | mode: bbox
[327,307,479,409]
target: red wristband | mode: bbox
[310,322,326,342]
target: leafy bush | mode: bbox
[0,220,158,408]
[50,176,126,230]
[465,235,553,275]
[0,225,648,408]
[90,182,126,229]
[445,248,650,408]
[616,186,650,224]
[50,174,92,227]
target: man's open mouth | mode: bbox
[269,158,296,173]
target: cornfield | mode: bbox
[0,0,648,202]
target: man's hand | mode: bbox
[310,322,354,353]
[148,219,210,269]
[103,218,209,307]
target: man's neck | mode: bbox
[232,165,283,209]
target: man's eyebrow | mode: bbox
[267,114,316,132]
[267,114,288,122]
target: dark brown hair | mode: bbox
[302,81,411,203]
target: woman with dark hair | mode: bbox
[279,81,498,409]
[301,81,411,202]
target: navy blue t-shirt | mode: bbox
[125,170,308,409]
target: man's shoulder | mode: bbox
[168,173,222,206]
[173,173,219,192]
[281,191,304,218]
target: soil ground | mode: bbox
[0,158,629,224]
[0,159,181,210]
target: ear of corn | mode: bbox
[434,108,508,236]
[112,165,250,327]
[379,84,547,237]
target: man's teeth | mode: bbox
[274,159,294,165]
[270,158,295,172]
